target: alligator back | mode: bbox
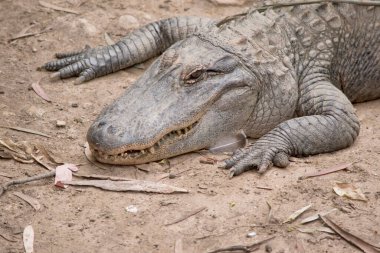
[276,2,380,102]
[205,2,380,103]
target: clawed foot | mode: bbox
[40,45,115,84]
[220,144,290,178]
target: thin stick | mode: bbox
[0,125,51,138]
[165,206,206,226]
[0,171,55,197]
[207,236,275,253]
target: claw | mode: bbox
[50,72,61,81]
[74,76,86,85]
[229,168,236,178]
[217,162,227,169]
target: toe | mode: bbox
[273,152,290,168]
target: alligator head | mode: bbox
[87,36,259,164]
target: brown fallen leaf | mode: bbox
[165,206,206,226]
[0,138,34,163]
[23,225,34,253]
[299,163,352,180]
[13,192,41,211]
[0,125,51,138]
[31,79,51,102]
[333,182,367,201]
[297,226,335,234]
[39,0,80,14]
[63,179,189,194]
[283,204,312,224]
[35,144,63,164]
[320,215,380,253]
[300,208,337,224]
[75,174,133,181]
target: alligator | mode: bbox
[42,1,380,177]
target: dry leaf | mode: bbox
[283,204,312,224]
[55,164,79,188]
[300,208,337,224]
[297,226,335,234]
[64,179,189,194]
[35,144,63,164]
[31,79,51,102]
[333,182,367,201]
[320,215,380,253]
[13,192,41,211]
[39,0,80,14]
[23,225,34,253]
[209,131,247,153]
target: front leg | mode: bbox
[223,77,360,177]
[42,16,213,84]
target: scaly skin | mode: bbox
[42,2,380,177]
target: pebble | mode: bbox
[118,15,140,31]
[71,102,79,108]
[56,120,66,127]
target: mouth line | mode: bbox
[91,120,199,161]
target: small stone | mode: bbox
[168,173,176,179]
[0,90,4,94]
[265,244,272,253]
[246,231,257,238]
[32,47,37,53]
[71,102,79,108]
[56,120,66,127]
[118,15,140,31]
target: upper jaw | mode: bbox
[88,120,200,164]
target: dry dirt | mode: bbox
[0,0,380,252]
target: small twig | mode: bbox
[207,236,276,253]
[256,186,273,190]
[159,168,193,180]
[0,125,51,138]
[165,206,206,226]
[299,163,352,180]
[0,232,18,242]
[0,171,56,197]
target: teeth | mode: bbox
[148,146,156,154]
[99,121,199,159]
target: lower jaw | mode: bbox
[93,155,158,165]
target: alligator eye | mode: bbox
[185,68,204,84]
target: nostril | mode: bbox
[107,125,117,134]
[98,121,106,127]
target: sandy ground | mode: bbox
[0,0,380,252]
